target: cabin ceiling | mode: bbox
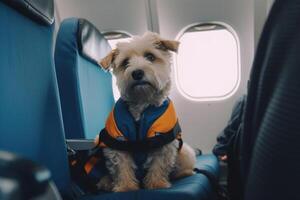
[55,0,149,35]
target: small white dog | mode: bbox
[96,32,196,192]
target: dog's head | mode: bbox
[100,32,179,105]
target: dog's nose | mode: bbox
[132,70,144,80]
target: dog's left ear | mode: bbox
[144,32,180,53]
[99,49,117,70]
[158,39,180,53]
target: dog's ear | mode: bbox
[144,32,180,53]
[146,33,179,52]
[158,39,180,53]
[99,49,117,70]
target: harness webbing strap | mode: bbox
[84,156,98,174]
[68,147,104,193]
[98,121,182,152]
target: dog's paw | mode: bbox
[96,175,113,191]
[113,181,140,192]
[144,178,171,190]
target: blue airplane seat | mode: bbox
[55,18,115,139]
[0,0,71,195]
[55,17,220,200]
[80,155,219,200]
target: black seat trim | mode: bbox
[2,0,54,25]
[77,18,111,66]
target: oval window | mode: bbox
[175,23,240,101]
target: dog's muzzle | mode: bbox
[131,80,154,89]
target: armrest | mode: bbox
[195,154,220,179]
[66,139,95,151]
[0,151,51,199]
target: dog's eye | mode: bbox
[144,52,156,62]
[120,58,129,68]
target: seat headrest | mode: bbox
[77,18,111,66]
[2,0,54,25]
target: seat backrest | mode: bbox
[55,18,114,139]
[0,0,70,194]
[242,0,300,199]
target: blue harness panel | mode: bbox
[113,98,170,141]
[111,98,174,180]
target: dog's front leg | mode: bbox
[143,140,178,189]
[103,148,139,192]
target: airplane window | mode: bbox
[175,23,240,101]
[103,31,132,101]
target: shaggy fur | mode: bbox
[98,32,196,192]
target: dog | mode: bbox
[96,32,196,192]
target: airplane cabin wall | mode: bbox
[55,0,149,35]
[154,0,254,153]
[54,0,272,153]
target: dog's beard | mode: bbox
[122,81,158,103]
[119,72,172,106]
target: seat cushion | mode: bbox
[80,154,219,200]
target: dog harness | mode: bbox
[96,98,182,151]
[69,98,182,192]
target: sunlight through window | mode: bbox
[175,24,240,101]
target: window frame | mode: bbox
[174,22,241,101]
